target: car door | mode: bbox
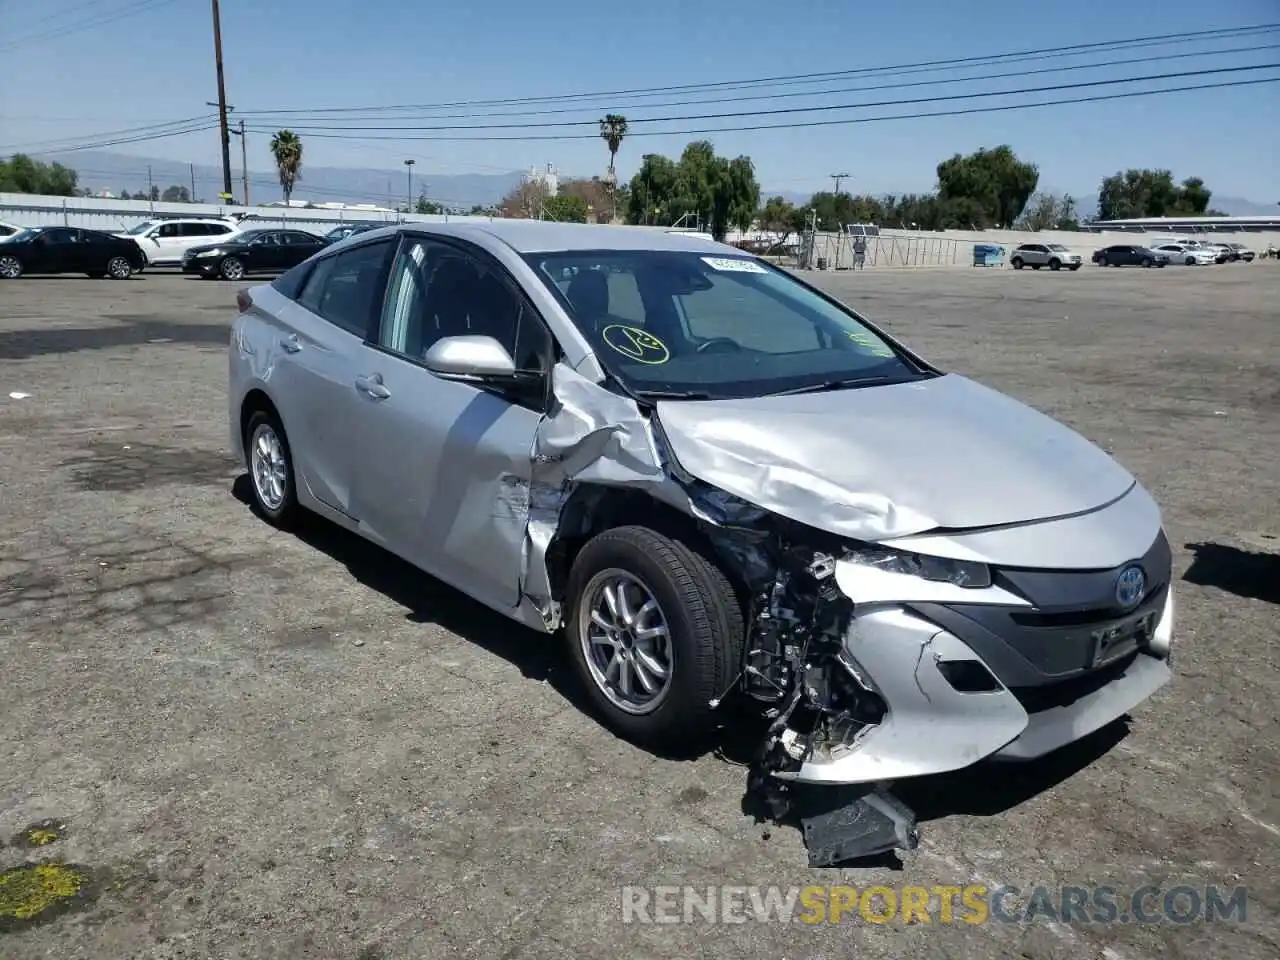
[267,237,398,516]
[36,227,85,273]
[347,234,556,611]
[147,221,185,263]
[282,232,323,269]
[243,232,281,272]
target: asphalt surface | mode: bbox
[1,263,1278,959]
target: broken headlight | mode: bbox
[844,547,991,589]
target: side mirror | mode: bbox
[422,335,516,380]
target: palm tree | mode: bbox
[269,130,303,206]
[599,114,628,178]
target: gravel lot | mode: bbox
[1,263,1277,959]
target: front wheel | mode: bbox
[1185,257,1195,266]
[1141,258,1153,268]
[0,255,22,279]
[1049,258,1061,271]
[1011,257,1023,270]
[106,256,133,279]
[220,256,246,281]
[565,526,743,749]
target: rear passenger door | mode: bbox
[266,238,396,517]
[346,234,556,610]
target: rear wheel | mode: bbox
[565,525,743,749]
[244,409,299,527]
[0,255,22,279]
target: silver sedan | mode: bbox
[228,221,1174,789]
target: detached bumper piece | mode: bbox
[801,788,920,867]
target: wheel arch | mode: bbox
[240,387,282,451]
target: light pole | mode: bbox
[404,159,415,214]
[830,172,850,196]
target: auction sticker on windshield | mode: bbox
[701,256,768,273]
[602,324,671,365]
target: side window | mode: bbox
[208,224,232,236]
[179,223,206,237]
[157,223,181,238]
[297,240,393,337]
[378,238,554,374]
[43,228,78,243]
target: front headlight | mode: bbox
[844,547,992,589]
[196,249,221,258]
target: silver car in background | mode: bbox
[1009,242,1082,271]
[228,221,1174,789]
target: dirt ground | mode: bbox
[1,262,1277,959]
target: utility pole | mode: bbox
[189,163,196,203]
[230,119,249,205]
[147,165,155,212]
[830,172,850,196]
[210,0,233,201]
[404,159,415,214]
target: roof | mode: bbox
[402,219,733,254]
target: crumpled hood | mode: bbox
[655,373,1135,541]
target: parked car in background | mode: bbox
[1202,243,1232,264]
[1225,242,1255,262]
[228,221,1175,780]
[1091,245,1168,268]
[116,217,244,267]
[183,228,324,280]
[1152,243,1218,266]
[323,223,382,244]
[1009,242,1082,271]
[0,226,145,279]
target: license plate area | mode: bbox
[1090,612,1154,668]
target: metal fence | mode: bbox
[797,230,965,269]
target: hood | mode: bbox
[655,373,1135,542]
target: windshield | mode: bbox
[123,220,158,235]
[524,250,930,400]
[2,227,40,242]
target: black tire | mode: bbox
[1011,257,1023,270]
[1049,258,1061,271]
[0,254,23,279]
[220,256,246,281]
[1031,263,1041,270]
[565,525,743,749]
[1141,258,1153,268]
[1185,257,1195,266]
[1157,263,1166,268]
[1069,264,1080,271]
[105,256,133,279]
[243,408,300,528]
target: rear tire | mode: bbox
[243,409,300,528]
[565,525,744,749]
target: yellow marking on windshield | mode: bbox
[602,324,670,365]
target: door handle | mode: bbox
[280,334,301,353]
[355,374,391,399]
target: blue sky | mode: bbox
[2,0,1278,202]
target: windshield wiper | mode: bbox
[765,375,904,397]
[634,389,717,400]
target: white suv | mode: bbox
[116,218,244,266]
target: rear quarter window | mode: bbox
[271,260,314,300]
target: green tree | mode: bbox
[161,185,191,203]
[622,141,760,240]
[599,114,628,178]
[0,153,78,196]
[414,189,443,214]
[542,194,589,223]
[269,130,304,206]
[1016,192,1080,231]
[759,196,797,234]
[626,153,680,225]
[119,189,132,200]
[1095,169,1219,220]
[936,145,1039,227]
[148,185,160,202]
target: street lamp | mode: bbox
[404,159,415,214]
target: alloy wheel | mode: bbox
[249,422,289,512]
[578,568,674,715]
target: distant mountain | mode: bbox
[1211,196,1278,216]
[49,150,525,209]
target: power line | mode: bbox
[0,115,219,153]
[242,74,1280,143]
[240,64,1279,134]
[237,23,1280,115]
[18,121,221,155]
[237,42,1280,124]
[0,0,184,53]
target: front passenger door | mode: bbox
[347,235,556,611]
